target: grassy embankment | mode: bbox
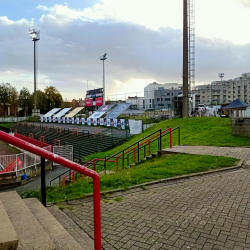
[20,117,244,203]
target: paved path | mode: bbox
[60,146,250,250]
[162,146,250,165]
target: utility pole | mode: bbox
[183,0,189,118]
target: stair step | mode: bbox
[0,200,19,250]
[24,198,84,250]
[47,205,94,250]
[0,191,56,250]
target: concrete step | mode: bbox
[24,198,85,250]
[47,205,94,250]
[0,182,21,190]
[0,200,19,250]
[0,191,56,250]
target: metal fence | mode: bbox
[0,145,51,174]
[0,117,29,123]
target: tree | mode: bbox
[71,99,79,109]
[62,98,72,108]
[19,87,31,116]
[9,85,18,116]
[30,90,47,111]
[44,86,63,110]
[0,83,10,116]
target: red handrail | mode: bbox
[0,131,102,250]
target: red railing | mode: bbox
[0,157,19,174]
[0,131,102,250]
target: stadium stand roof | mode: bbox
[65,107,84,117]
[43,108,61,117]
[53,108,72,118]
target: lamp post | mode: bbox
[29,28,40,112]
[100,53,107,105]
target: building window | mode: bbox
[228,96,231,98]
[202,96,205,98]
[178,92,182,95]
[149,99,151,103]
[167,93,170,96]
[161,98,163,101]
[165,98,170,101]
[228,91,231,93]
[202,91,205,93]
[157,98,160,101]
[171,93,174,95]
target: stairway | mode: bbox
[0,191,92,250]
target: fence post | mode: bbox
[41,157,46,207]
[134,148,136,163]
[179,127,180,145]
[159,129,162,151]
[123,150,125,169]
[170,128,172,148]
[104,157,106,174]
[15,155,18,175]
[137,142,139,163]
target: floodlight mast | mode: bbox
[219,73,224,82]
[100,53,107,105]
[29,28,40,111]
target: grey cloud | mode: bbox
[0,16,250,99]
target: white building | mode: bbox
[195,72,250,105]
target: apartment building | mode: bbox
[195,72,250,105]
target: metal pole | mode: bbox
[183,0,189,118]
[103,60,105,105]
[34,41,37,110]
[41,157,46,207]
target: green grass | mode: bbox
[20,154,238,203]
[84,117,250,169]
[0,123,14,128]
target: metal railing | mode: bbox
[0,130,102,250]
[0,145,51,174]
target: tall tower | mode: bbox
[188,0,195,91]
[183,0,195,118]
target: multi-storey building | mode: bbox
[143,82,183,110]
[194,72,250,105]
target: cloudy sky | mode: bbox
[0,0,250,100]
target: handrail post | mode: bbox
[148,141,151,156]
[116,157,118,170]
[93,176,102,250]
[159,129,162,151]
[123,150,124,169]
[179,127,180,145]
[104,157,106,174]
[41,157,46,207]
[137,142,139,163]
[170,128,172,148]
[134,148,136,163]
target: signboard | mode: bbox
[86,88,103,95]
[100,118,104,126]
[85,99,92,107]
[95,97,103,106]
[89,105,114,119]
[120,119,125,129]
[129,120,142,135]
[104,103,131,119]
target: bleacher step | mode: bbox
[0,200,19,250]
[0,191,56,250]
[24,198,85,250]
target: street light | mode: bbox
[29,28,40,113]
[100,53,107,105]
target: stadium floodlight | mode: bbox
[29,28,40,41]
[29,28,40,112]
[219,73,224,81]
[100,53,107,105]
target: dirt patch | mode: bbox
[0,140,21,156]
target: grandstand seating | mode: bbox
[10,124,126,162]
